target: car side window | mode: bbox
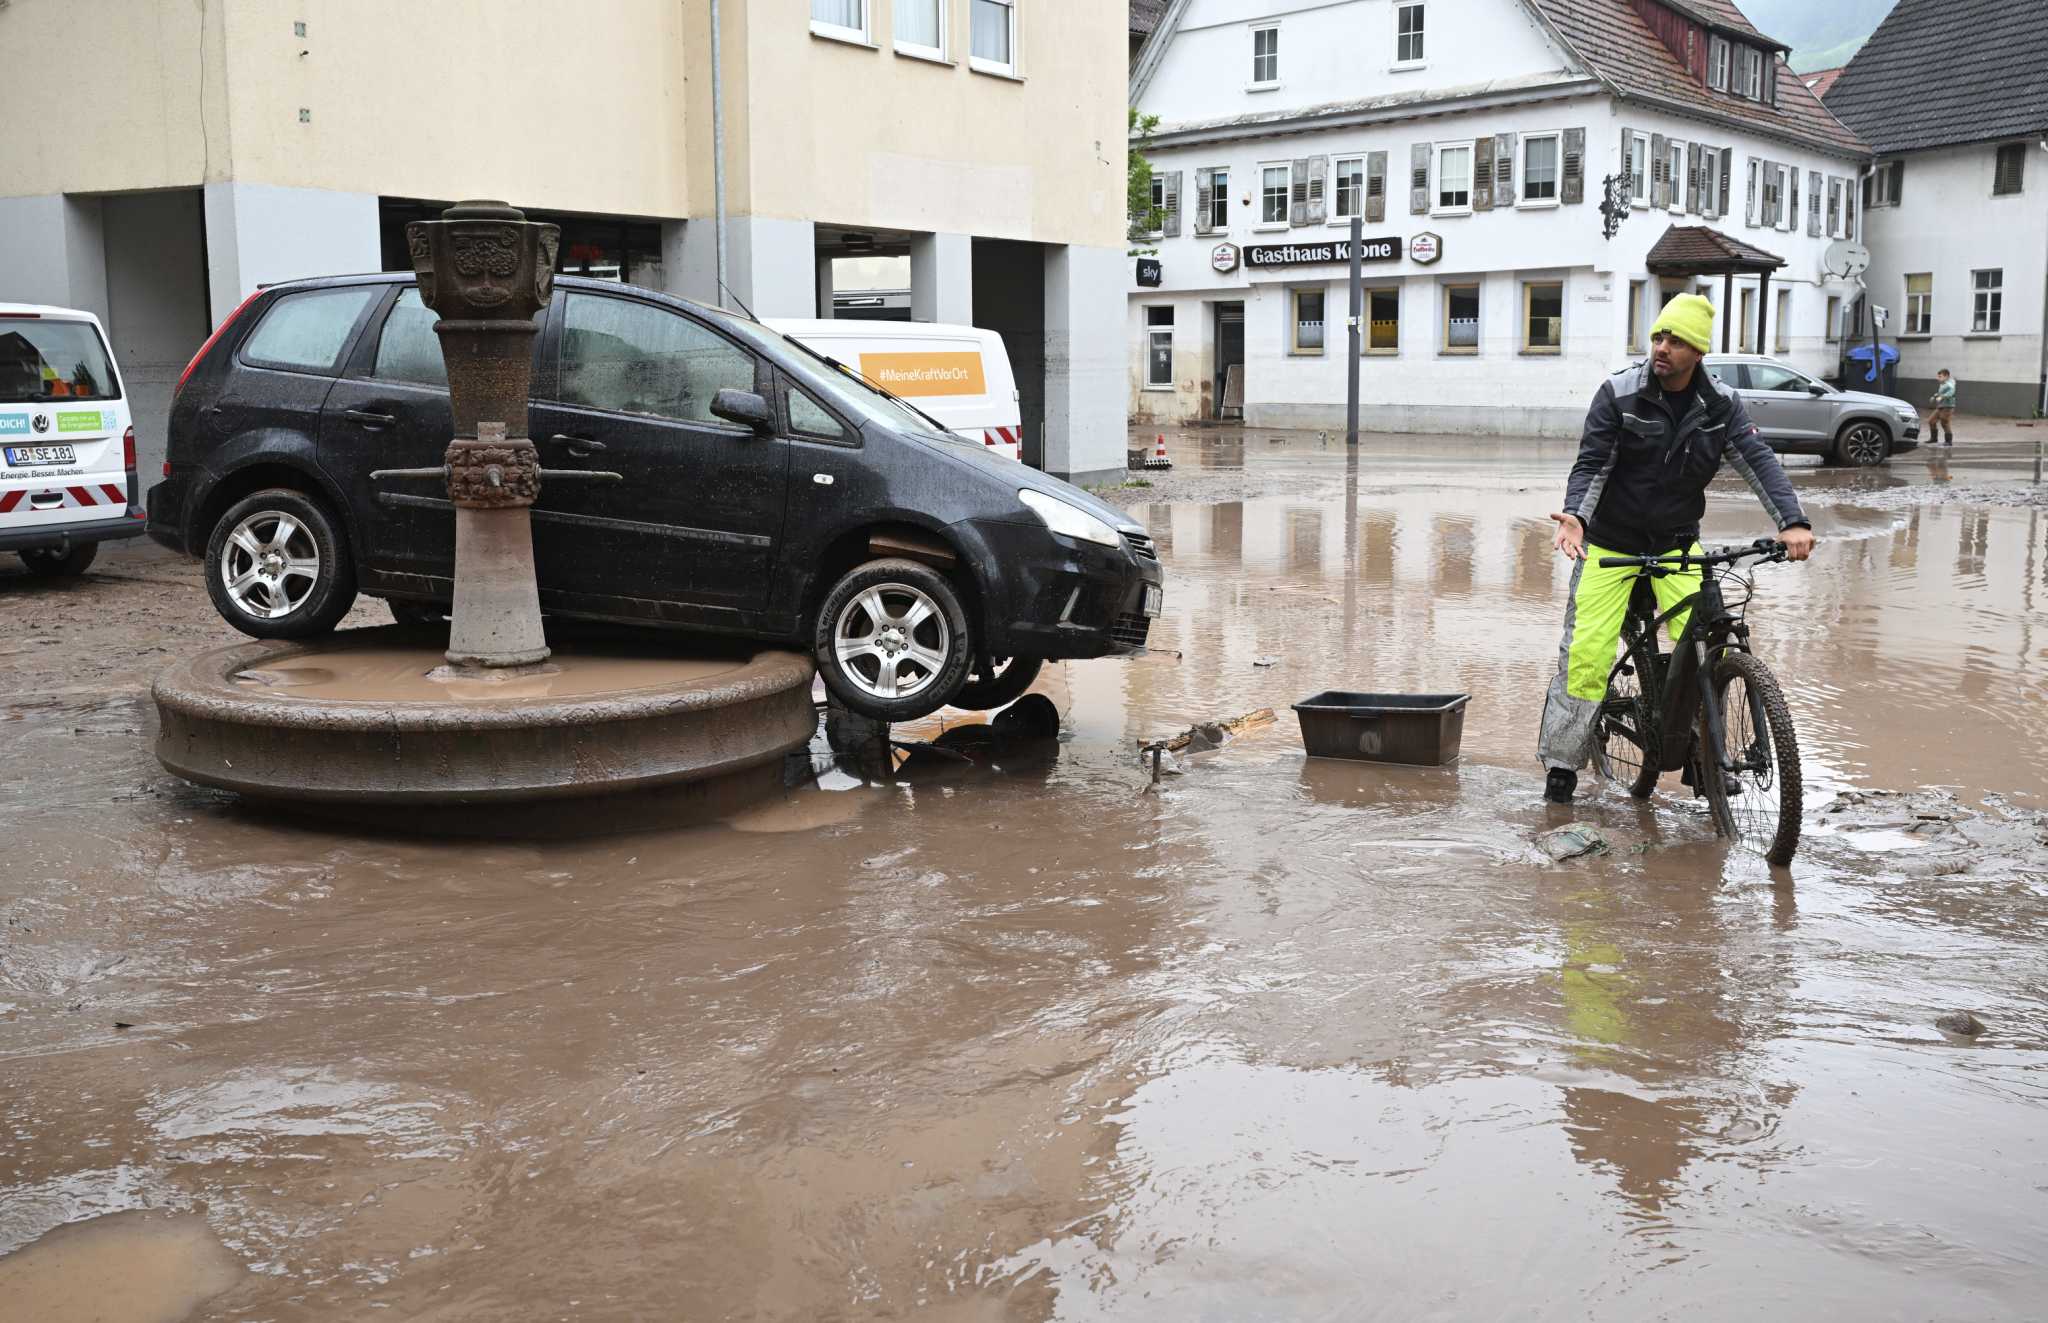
[1748,364,1805,393]
[371,288,446,388]
[557,293,755,425]
[1704,361,1737,388]
[786,384,848,442]
[240,286,378,373]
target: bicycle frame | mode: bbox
[1622,570,1765,775]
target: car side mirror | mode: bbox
[1806,382,1828,396]
[710,388,773,432]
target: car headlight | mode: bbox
[1019,490,1121,547]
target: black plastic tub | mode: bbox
[1291,692,1471,766]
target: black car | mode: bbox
[148,273,1163,722]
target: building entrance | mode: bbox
[1213,302,1244,420]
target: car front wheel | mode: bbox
[814,557,972,722]
[1835,420,1891,467]
[204,488,357,639]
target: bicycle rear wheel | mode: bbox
[1699,651,1803,866]
[1597,637,1661,799]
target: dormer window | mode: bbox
[1741,46,1763,100]
[1707,36,1730,91]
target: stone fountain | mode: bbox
[152,202,817,830]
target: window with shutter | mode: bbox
[1193,170,1215,235]
[1717,149,1732,219]
[1746,158,1760,227]
[1807,171,1821,237]
[1472,136,1494,210]
[1561,127,1585,204]
[1162,170,1182,238]
[1305,156,1328,224]
[1290,159,1310,226]
[1785,165,1797,233]
[1495,133,1517,208]
[1649,133,1668,209]
[1411,143,1430,215]
[1366,152,1387,223]
[1685,143,1699,213]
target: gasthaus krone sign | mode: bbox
[1244,236,1401,268]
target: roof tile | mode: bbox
[1528,0,1867,157]
[1646,223,1789,272]
[1824,0,2048,154]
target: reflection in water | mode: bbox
[1514,516,1556,601]
[1433,514,1475,596]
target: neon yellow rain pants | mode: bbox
[1537,543,1701,771]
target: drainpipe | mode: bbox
[711,0,729,310]
[1858,161,1877,391]
[2036,138,2048,416]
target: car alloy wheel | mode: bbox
[1839,422,1889,467]
[834,583,952,702]
[221,510,322,619]
[204,487,357,639]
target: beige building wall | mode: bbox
[0,0,227,197]
[736,2,1126,248]
[0,0,691,218]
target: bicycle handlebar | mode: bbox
[1596,538,1788,570]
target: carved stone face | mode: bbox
[449,224,523,309]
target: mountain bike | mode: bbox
[1594,538,1803,866]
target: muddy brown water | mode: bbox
[3,434,2046,1319]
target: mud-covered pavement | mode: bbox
[4,430,2047,1319]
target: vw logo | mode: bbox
[30,414,49,434]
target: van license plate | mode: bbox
[1142,585,1163,618]
[5,445,76,467]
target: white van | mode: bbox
[768,319,1024,463]
[0,304,142,577]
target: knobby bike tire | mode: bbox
[1599,635,1663,799]
[1698,651,1804,867]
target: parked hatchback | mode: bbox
[1,303,145,576]
[1703,353,1920,467]
[147,274,1163,721]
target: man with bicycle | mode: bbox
[1540,294,1815,804]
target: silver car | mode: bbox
[1703,354,1921,467]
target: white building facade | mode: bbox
[1824,0,2047,417]
[1127,0,1871,437]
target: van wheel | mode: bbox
[815,558,972,722]
[205,488,357,639]
[951,655,1045,712]
[19,543,98,577]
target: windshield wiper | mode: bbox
[782,336,955,435]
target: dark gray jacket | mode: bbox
[1564,363,1808,555]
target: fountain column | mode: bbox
[405,201,559,668]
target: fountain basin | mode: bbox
[153,626,817,808]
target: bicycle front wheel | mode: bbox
[1699,651,1803,866]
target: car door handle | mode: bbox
[345,408,397,429]
[550,433,606,457]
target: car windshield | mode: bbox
[0,320,119,404]
[714,312,961,439]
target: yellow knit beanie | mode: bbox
[1650,293,1715,353]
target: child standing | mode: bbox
[1927,369,1956,445]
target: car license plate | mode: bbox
[5,444,75,467]
[1142,584,1163,618]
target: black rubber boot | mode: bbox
[1545,768,1577,804]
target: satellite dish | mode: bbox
[1823,240,1871,280]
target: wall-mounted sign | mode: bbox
[1210,243,1241,273]
[1409,232,1443,265]
[1135,257,1163,287]
[1244,236,1399,269]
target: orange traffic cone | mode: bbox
[1147,433,1172,470]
